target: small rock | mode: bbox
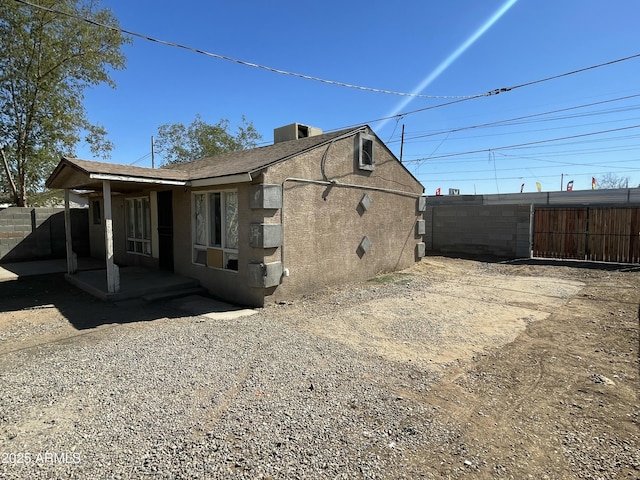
[590,374,615,386]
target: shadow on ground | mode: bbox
[0,273,185,330]
[506,257,640,272]
[429,252,640,272]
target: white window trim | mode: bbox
[192,189,239,271]
[125,196,152,256]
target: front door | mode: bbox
[157,190,174,271]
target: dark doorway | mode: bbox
[157,190,174,271]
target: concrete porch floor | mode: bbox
[65,266,203,302]
[0,257,104,281]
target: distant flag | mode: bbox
[436,187,441,196]
[567,180,574,191]
[520,183,525,193]
[592,177,597,190]
[536,182,542,192]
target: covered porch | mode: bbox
[65,265,204,302]
[45,157,190,300]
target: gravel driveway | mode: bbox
[1,257,638,479]
[1,295,444,479]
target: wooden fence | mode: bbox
[533,207,640,263]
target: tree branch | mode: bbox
[0,146,19,205]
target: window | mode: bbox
[92,200,101,225]
[193,190,238,270]
[357,133,375,171]
[125,197,151,255]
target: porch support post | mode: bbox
[103,180,119,293]
[64,189,77,274]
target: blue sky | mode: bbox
[76,0,640,194]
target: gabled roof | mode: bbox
[46,126,365,192]
[162,126,362,180]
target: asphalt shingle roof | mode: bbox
[47,127,363,190]
[161,127,360,180]
[60,157,190,181]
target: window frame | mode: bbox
[192,189,239,271]
[357,132,376,171]
[125,196,152,256]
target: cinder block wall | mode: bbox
[424,204,531,259]
[0,207,89,263]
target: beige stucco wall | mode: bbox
[83,129,424,307]
[261,128,424,303]
[171,183,266,307]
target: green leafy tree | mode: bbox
[0,0,129,206]
[597,173,630,189]
[155,115,262,165]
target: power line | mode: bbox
[403,125,640,163]
[420,169,640,184]
[129,152,151,165]
[335,57,640,131]
[403,143,640,164]
[407,115,640,146]
[509,55,640,91]
[389,93,640,143]
[495,152,640,169]
[12,0,476,100]
[16,0,640,111]
[421,157,640,176]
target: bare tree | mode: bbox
[596,173,630,189]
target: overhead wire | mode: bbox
[12,0,640,185]
[387,93,640,144]
[14,0,640,112]
[404,142,640,166]
[405,114,640,145]
[420,156,640,176]
[402,124,640,163]
[12,0,477,100]
[495,153,640,171]
[422,168,640,184]
[507,54,640,91]
[334,58,640,132]
[128,152,152,165]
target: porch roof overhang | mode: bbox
[46,157,253,193]
[46,157,190,193]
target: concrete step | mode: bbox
[142,286,208,303]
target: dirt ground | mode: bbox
[1,256,638,478]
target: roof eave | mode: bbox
[89,173,188,186]
[189,173,252,187]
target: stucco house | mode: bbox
[46,123,427,307]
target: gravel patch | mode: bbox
[0,306,449,479]
[1,258,637,479]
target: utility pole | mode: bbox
[560,173,564,191]
[399,124,405,162]
[151,136,155,169]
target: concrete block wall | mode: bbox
[0,207,89,263]
[424,204,531,259]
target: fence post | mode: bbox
[529,204,534,258]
